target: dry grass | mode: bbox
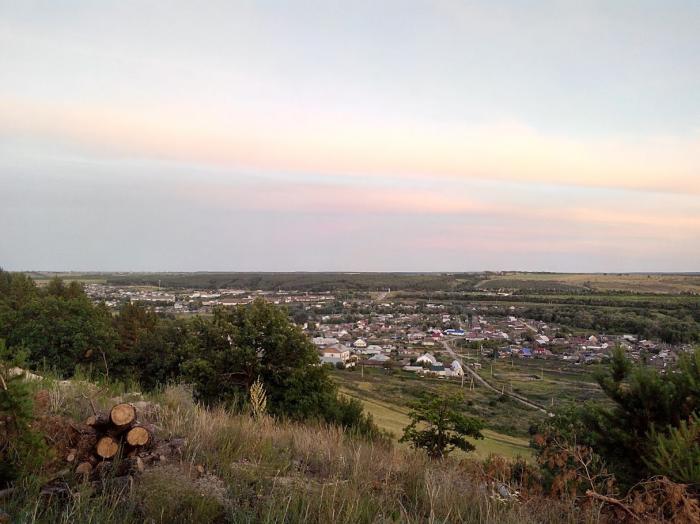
[6,382,599,524]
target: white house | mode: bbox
[449,360,464,376]
[319,346,351,366]
[416,353,437,366]
[312,337,339,347]
[353,338,368,348]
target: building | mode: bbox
[416,353,438,366]
[319,346,350,365]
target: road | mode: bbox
[374,290,390,302]
[441,339,550,415]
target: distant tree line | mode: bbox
[105,272,482,292]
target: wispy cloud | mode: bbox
[3,98,699,195]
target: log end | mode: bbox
[96,436,119,459]
[110,403,137,427]
[126,426,151,447]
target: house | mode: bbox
[416,353,438,366]
[312,337,339,347]
[353,338,368,348]
[449,360,464,376]
[319,346,350,365]
[368,353,391,363]
[444,328,465,336]
[428,364,446,376]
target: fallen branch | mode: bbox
[80,393,98,416]
[586,490,639,521]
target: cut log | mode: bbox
[96,436,119,459]
[66,449,77,463]
[110,403,136,428]
[75,462,93,477]
[126,425,153,447]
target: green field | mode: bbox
[472,358,608,408]
[332,367,536,459]
[475,272,700,294]
[342,388,532,459]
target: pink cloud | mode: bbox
[3,97,699,195]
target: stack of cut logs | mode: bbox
[68,402,157,478]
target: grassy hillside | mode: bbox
[3,380,586,524]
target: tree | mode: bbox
[181,299,379,435]
[0,275,117,378]
[0,340,46,486]
[536,346,700,489]
[400,393,483,459]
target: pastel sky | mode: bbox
[1,1,699,272]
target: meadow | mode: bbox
[331,366,540,459]
[475,272,700,294]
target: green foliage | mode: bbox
[0,340,47,486]
[530,406,614,498]
[646,413,700,486]
[180,299,379,435]
[0,270,117,378]
[400,393,483,459]
[536,346,700,489]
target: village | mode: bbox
[84,283,688,375]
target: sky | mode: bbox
[1,1,699,272]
